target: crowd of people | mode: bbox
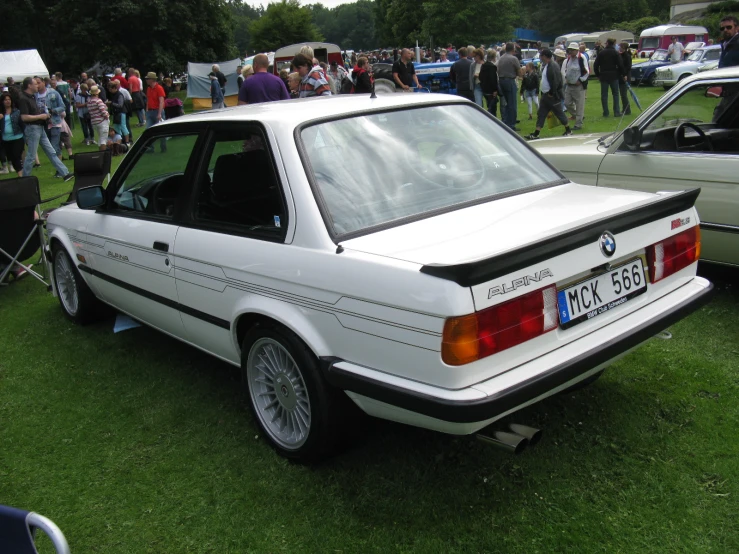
[0,67,183,178]
[3,15,737,177]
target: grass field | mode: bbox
[1,87,738,553]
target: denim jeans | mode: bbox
[473,84,484,107]
[79,115,94,141]
[114,113,130,140]
[46,126,62,157]
[23,125,69,177]
[146,110,167,152]
[600,79,621,116]
[618,80,631,113]
[524,89,539,116]
[499,78,518,128]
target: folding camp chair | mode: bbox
[52,150,112,205]
[0,177,52,289]
[0,504,70,554]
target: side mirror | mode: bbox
[622,127,642,151]
[76,185,106,210]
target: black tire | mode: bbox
[647,73,656,87]
[241,322,348,463]
[51,245,106,324]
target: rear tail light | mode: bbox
[442,285,558,366]
[646,226,701,283]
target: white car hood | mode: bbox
[341,182,656,267]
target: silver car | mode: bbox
[530,67,739,267]
[653,45,721,88]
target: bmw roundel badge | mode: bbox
[599,231,616,257]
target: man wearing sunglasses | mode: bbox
[718,15,739,68]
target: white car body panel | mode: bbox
[46,93,713,440]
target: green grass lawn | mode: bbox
[1,89,738,553]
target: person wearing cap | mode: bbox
[524,49,572,140]
[562,43,589,130]
[87,84,110,151]
[593,38,624,117]
[209,71,225,109]
[145,72,166,129]
[667,36,684,63]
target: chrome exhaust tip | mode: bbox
[476,430,529,455]
[508,424,542,447]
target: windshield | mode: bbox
[301,104,562,237]
[687,50,705,61]
[651,49,669,61]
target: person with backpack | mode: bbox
[351,57,373,93]
[562,43,589,130]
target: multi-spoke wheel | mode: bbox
[52,245,105,324]
[247,337,312,450]
[242,323,347,462]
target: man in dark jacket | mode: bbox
[593,37,624,117]
[618,42,632,115]
[479,49,499,116]
[352,57,373,93]
[718,15,739,68]
[450,47,474,101]
[525,50,572,140]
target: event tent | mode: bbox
[186,58,241,110]
[0,49,49,83]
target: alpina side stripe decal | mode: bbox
[77,265,231,330]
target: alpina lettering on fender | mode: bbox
[107,251,130,262]
[488,269,554,298]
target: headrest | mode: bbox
[74,151,111,176]
[212,150,273,203]
[0,176,41,210]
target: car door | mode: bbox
[84,126,204,336]
[173,123,294,363]
[597,77,739,265]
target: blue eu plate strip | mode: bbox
[557,290,570,324]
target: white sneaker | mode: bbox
[0,166,9,174]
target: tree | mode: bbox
[422,0,517,46]
[385,0,425,45]
[249,0,323,52]
[612,16,663,38]
[1,0,237,75]
[309,1,378,50]
[229,1,264,56]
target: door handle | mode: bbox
[153,241,169,252]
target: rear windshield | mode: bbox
[300,104,561,237]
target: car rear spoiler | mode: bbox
[419,188,701,287]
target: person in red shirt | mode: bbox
[145,72,167,152]
[113,68,129,90]
[127,67,145,126]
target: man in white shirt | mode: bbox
[562,43,589,130]
[667,37,685,63]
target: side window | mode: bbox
[639,82,739,154]
[113,133,199,217]
[194,128,286,238]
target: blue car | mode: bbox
[630,49,671,86]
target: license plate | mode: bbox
[557,259,647,329]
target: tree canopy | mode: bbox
[249,0,323,53]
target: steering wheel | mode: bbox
[405,137,486,189]
[674,122,713,152]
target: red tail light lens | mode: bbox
[646,226,701,283]
[442,285,558,366]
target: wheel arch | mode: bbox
[48,233,82,294]
[232,298,331,360]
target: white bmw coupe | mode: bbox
[46,94,712,461]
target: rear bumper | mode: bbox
[323,276,713,428]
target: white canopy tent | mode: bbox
[0,49,50,83]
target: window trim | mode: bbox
[102,123,206,225]
[178,121,290,243]
[293,101,567,243]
